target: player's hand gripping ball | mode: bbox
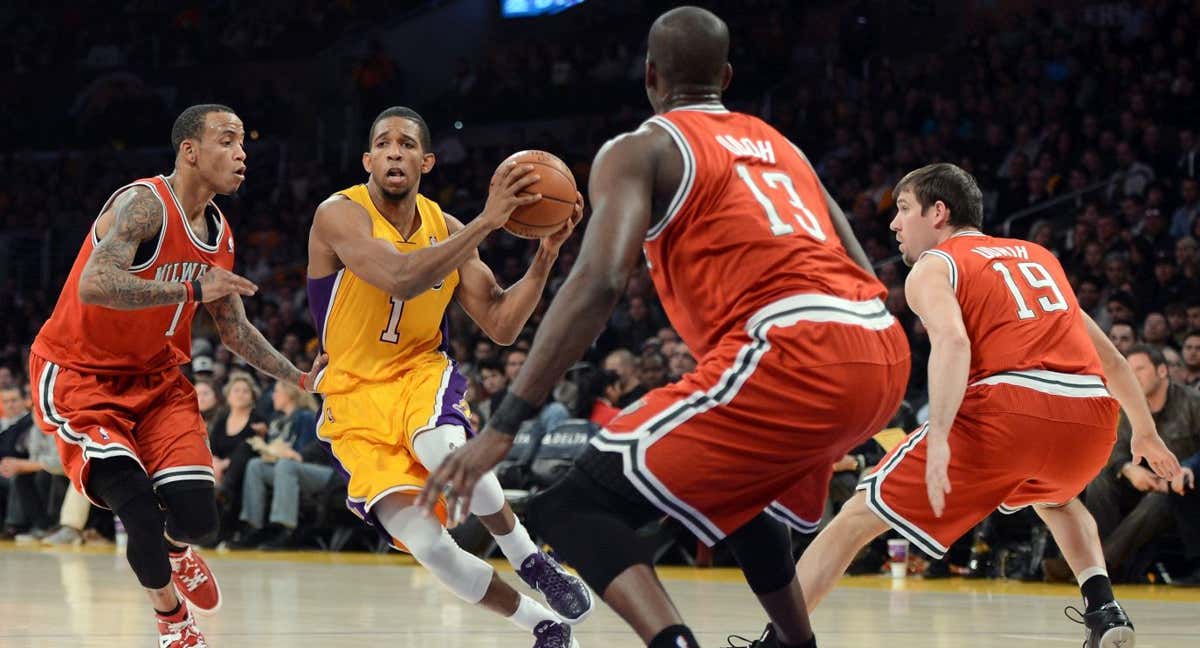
[490,150,577,239]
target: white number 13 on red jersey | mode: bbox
[736,164,828,241]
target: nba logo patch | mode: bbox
[227,238,234,253]
[99,427,110,441]
[326,408,335,423]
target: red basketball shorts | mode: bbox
[859,371,1118,559]
[593,294,911,546]
[29,353,214,507]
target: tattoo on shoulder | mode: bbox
[80,186,179,309]
[111,187,164,244]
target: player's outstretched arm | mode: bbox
[449,197,582,345]
[417,132,656,520]
[206,294,326,391]
[308,163,541,300]
[905,256,971,517]
[1081,311,1180,480]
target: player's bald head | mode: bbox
[647,6,730,89]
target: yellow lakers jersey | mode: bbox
[307,185,460,395]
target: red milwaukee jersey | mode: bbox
[921,231,1104,384]
[33,175,235,375]
[641,106,885,357]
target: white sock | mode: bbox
[1076,565,1109,586]
[508,593,557,631]
[494,523,539,571]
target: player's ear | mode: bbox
[179,139,198,166]
[362,152,372,174]
[421,152,436,174]
[720,63,733,91]
[645,59,657,91]
[933,201,951,228]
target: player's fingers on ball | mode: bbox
[511,172,541,193]
[506,164,536,186]
[515,193,542,205]
[499,160,519,180]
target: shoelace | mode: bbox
[533,621,570,648]
[173,552,210,592]
[726,634,760,647]
[179,569,209,592]
[161,618,205,647]
[528,557,576,603]
[1062,606,1089,648]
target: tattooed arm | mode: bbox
[78,186,187,308]
[206,294,325,388]
[79,186,259,309]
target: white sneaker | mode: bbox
[41,526,83,546]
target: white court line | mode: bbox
[1001,635,1156,646]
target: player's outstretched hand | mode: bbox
[199,267,258,302]
[480,162,543,230]
[299,353,328,392]
[538,191,584,256]
[925,435,952,518]
[417,426,513,524]
[1131,429,1181,481]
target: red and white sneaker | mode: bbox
[169,546,222,615]
[157,601,208,648]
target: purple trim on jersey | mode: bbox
[435,362,474,435]
[307,274,338,349]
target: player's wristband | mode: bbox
[298,372,309,392]
[190,279,203,303]
[489,394,537,436]
[182,281,194,303]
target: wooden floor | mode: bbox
[3,542,1199,647]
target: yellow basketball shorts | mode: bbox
[316,356,471,529]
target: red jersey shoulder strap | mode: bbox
[89,177,171,272]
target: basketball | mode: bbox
[491,150,577,239]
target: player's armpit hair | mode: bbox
[78,186,185,309]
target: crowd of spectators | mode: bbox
[0,0,1198,581]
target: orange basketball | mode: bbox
[491,150,577,239]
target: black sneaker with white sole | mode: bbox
[1066,601,1135,648]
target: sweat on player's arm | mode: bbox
[308,161,543,300]
[448,195,582,345]
[417,132,656,519]
[205,293,327,392]
[1080,310,1181,481]
[904,255,971,518]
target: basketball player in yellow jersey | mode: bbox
[306,107,590,647]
